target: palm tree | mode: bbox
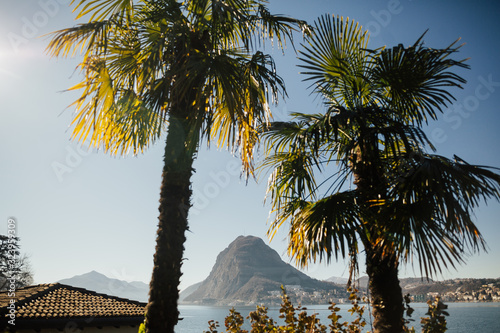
[47,1,308,331]
[263,15,500,333]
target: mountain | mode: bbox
[325,276,349,285]
[179,281,202,302]
[183,235,342,305]
[58,270,149,302]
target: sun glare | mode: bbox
[0,37,47,81]
[0,46,22,80]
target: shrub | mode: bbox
[420,297,449,333]
[204,288,448,333]
[204,288,368,333]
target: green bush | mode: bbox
[204,288,448,333]
[204,288,368,333]
[421,297,449,333]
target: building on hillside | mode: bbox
[0,283,145,332]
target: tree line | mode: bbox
[0,235,33,291]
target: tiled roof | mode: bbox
[0,283,146,330]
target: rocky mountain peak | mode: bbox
[184,235,338,305]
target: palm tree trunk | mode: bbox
[352,138,404,332]
[366,249,404,333]
[145,111,196,333]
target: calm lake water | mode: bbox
[177,302,500,332]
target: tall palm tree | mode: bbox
[263,15,500,333]
[47,1,308,331]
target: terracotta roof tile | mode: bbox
[0,283,146,329]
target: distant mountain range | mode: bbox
[56,237,500,305]
[58,270,149,302]
[325,276,349,285]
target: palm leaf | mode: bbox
[387,153,500,276]
[283,191,361,271]
[46,21,112,58]
[369,35,469,125]
[72,0,135,21]
[298,14,372,108]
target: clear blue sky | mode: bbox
[1,0,499,290]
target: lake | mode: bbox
[177,302,500,332]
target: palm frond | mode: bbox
[46,21,112,58]
[281,191,361,270]
[370,35,469,126]
[72,0,135,21]
[298,14,372,108]
[203,49,285,175]
[264,150,319,208]
[250,3,310,51]
[387,153,500,276]
[67,57,166,155]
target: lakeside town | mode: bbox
[412,279,500,303]
[261,278,500,306]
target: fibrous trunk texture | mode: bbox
[352,138,405,333]
[366,250,404,333]
[145,111,196,333]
